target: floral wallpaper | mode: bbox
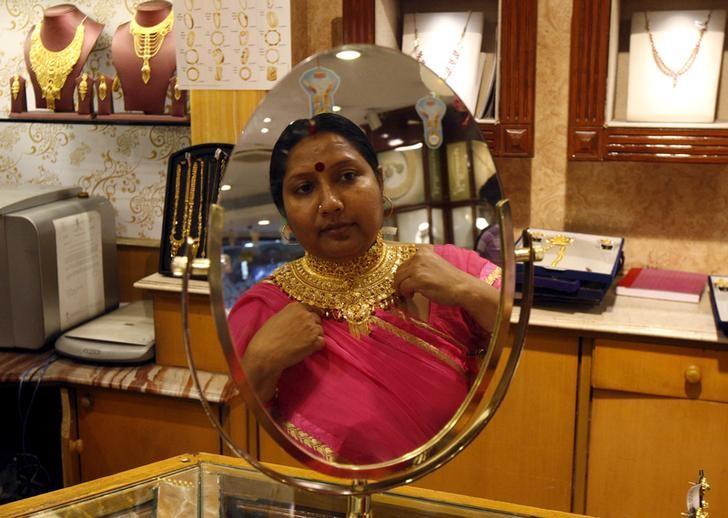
[0,0,190,241]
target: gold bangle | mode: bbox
[215,65,222,81]
[239,30,248,46]
[266,10,278,28]
[184,13,194,29]
[265,47,279,64]
[211,30,224,46]
[211,47,225,65]
[186,67,199,81]
[266,66,277,81]
[186,30,196,47]
[237,11,248,28]
[265,29,280,46]
[239,66,252,81]
[240,47,249,64]
[213,11,220,29]
[185,48,199,64]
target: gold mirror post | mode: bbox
[347,491,372,518]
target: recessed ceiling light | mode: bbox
[261,127,269,134]
[388,138,404,147]
[257,219,270,225]
[336,50,361,60]
[220,184,231,191]
[263,117,272,123]
[332,105,342,112]
[244,242,254,248]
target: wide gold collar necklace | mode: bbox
[29,17,87,111]
[271,233,417,337]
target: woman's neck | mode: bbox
[39,4,86,49]
[134,1,173,26]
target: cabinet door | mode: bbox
[76,388,221,481]
[413,332,580,511]
[587,391,728,517]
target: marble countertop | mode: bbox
[512,290,727,346]
[0,351,237,403]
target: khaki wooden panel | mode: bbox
[593,339,728,403]
[587,390,728,518]
[116,245,159,303]
[412,332,579,511]
[75,388,221,482]
[190,90,266,145]
[152,291,228,373]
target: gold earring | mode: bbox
[383,195,394,218]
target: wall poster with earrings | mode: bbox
[173,0,292,90]
[625,9,726,123]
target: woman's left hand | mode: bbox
[394,246,474,306]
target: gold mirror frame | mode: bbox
[176,44,538,503]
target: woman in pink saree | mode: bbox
[229,113,501,464]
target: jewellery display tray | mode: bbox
[568,0,728,164]
[709,275,728,336]
[158,143,233,277]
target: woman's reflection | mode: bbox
[228,113,502,464]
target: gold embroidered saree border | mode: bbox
[370,316,466,375]
[485,265,502,286]
[282,421,337,462]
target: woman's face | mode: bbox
[282,132,383,261]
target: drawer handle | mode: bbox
[69,438,84,454]
[80,394,94,409]
[684,365,702,384]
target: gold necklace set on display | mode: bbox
[271,234,417,337]
[645,11,712,88]
[169,157,205,259]
[28,18,86,110]
[130,10,174,84]
[411,11,473,80]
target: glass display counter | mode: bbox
[0,453,589,517]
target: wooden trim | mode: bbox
[571,338,593,514]
[567,0,728,163]
[60,388,81,487]
[342,0,376,44]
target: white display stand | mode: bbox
[626,9,726,123]
[402,12,484,114]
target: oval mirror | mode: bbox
[208,44,515,482]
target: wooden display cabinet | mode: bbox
[568,0,728,163]
[342,0,537,158]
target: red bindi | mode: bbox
[314,161,325,172]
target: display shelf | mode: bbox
[342,0,537,158]
[568,0,728,163]
[1,114,190,126]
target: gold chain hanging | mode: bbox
[129,10,174,84]
[271,234,417,337]
[28,18,86,110]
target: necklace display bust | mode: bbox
[23,4,104,112]
[111,1,176,115]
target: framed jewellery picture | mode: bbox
[378,148,426,207]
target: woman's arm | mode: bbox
[240,302,325,402]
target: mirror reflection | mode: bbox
[219,46,504,465]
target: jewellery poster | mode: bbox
[173,0,292,90]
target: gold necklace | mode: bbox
[169,161,185,258]
[271,234,417,337]
[129,10,174,84]
[411,11,473,80]
[29,18,86,110]
[645,11,712,88]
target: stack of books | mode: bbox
[708,275,728,336]
[516,229,624,304]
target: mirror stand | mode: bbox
[347,492,372,518]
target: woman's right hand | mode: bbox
[242,302,325,402]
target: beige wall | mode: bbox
[498,0,728,274]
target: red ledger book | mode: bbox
[616,267,708,303]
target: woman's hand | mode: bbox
[242,302,325,402]
[394,246,499,332]
[394,246,473,306]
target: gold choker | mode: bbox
[130,10,174,84]
[29,18,86,110]
[271,234,417,337]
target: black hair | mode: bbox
[269,112,379,216]
[478,175,502,207]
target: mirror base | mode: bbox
[347,493,372,518]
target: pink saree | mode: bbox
[228,244,501,464]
